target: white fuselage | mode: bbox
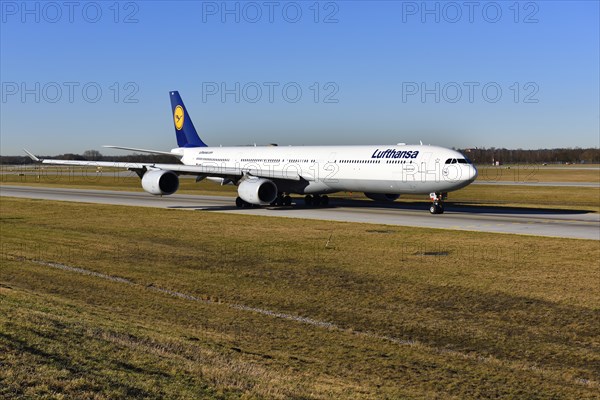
[177,144,478,195]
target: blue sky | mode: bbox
[1,0,598,155]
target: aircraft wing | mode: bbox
[102,145,181,157]
[32,157,302,181]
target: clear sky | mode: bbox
[1,0,598,155]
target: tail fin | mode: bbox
[170,91,207,147]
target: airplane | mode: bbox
[25,91,478,214]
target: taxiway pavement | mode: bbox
[2,185,598,240]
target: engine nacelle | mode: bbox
[238,178,278,205]
[364,192,400,202]
[141,170,179,195]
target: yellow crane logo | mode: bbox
[174,105,184,130]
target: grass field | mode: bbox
[1,197,599,398]
[475,165,599,183]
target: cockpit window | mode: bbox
[446,158,472,164]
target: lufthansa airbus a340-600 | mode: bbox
[25,91,477,214]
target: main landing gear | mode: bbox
[236,197,255,208]
[270,194,292,207]
[304,194,329,207]
[235,194,294,208]
[236,194,331,208]
[429,192,446,214]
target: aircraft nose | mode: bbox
[469,165,478,181]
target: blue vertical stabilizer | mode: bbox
[169,91,207,147]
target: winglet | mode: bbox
[23,149,41,162]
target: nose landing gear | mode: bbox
[429,192,446,214]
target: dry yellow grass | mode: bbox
[1,197,599,398]
[476,165,599,183]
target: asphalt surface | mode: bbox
[2,185,598,240]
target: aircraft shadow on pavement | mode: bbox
[168,199,594,215]
[168,205,241,211]
[334,199,594,215]
[445,203,594,215]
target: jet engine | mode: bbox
[238,178,278,205]
[141,170,179,195]
[364,193,400,202]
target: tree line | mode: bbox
[0,151,179,165]
[461,147,599,164]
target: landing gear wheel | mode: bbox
[429,192,445,214]
[236,197,244,208]
[429,203,444,214]
[283,195,292,206]
[313,195,322,207]
[275,195,284,206]
[321,195,329,206]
